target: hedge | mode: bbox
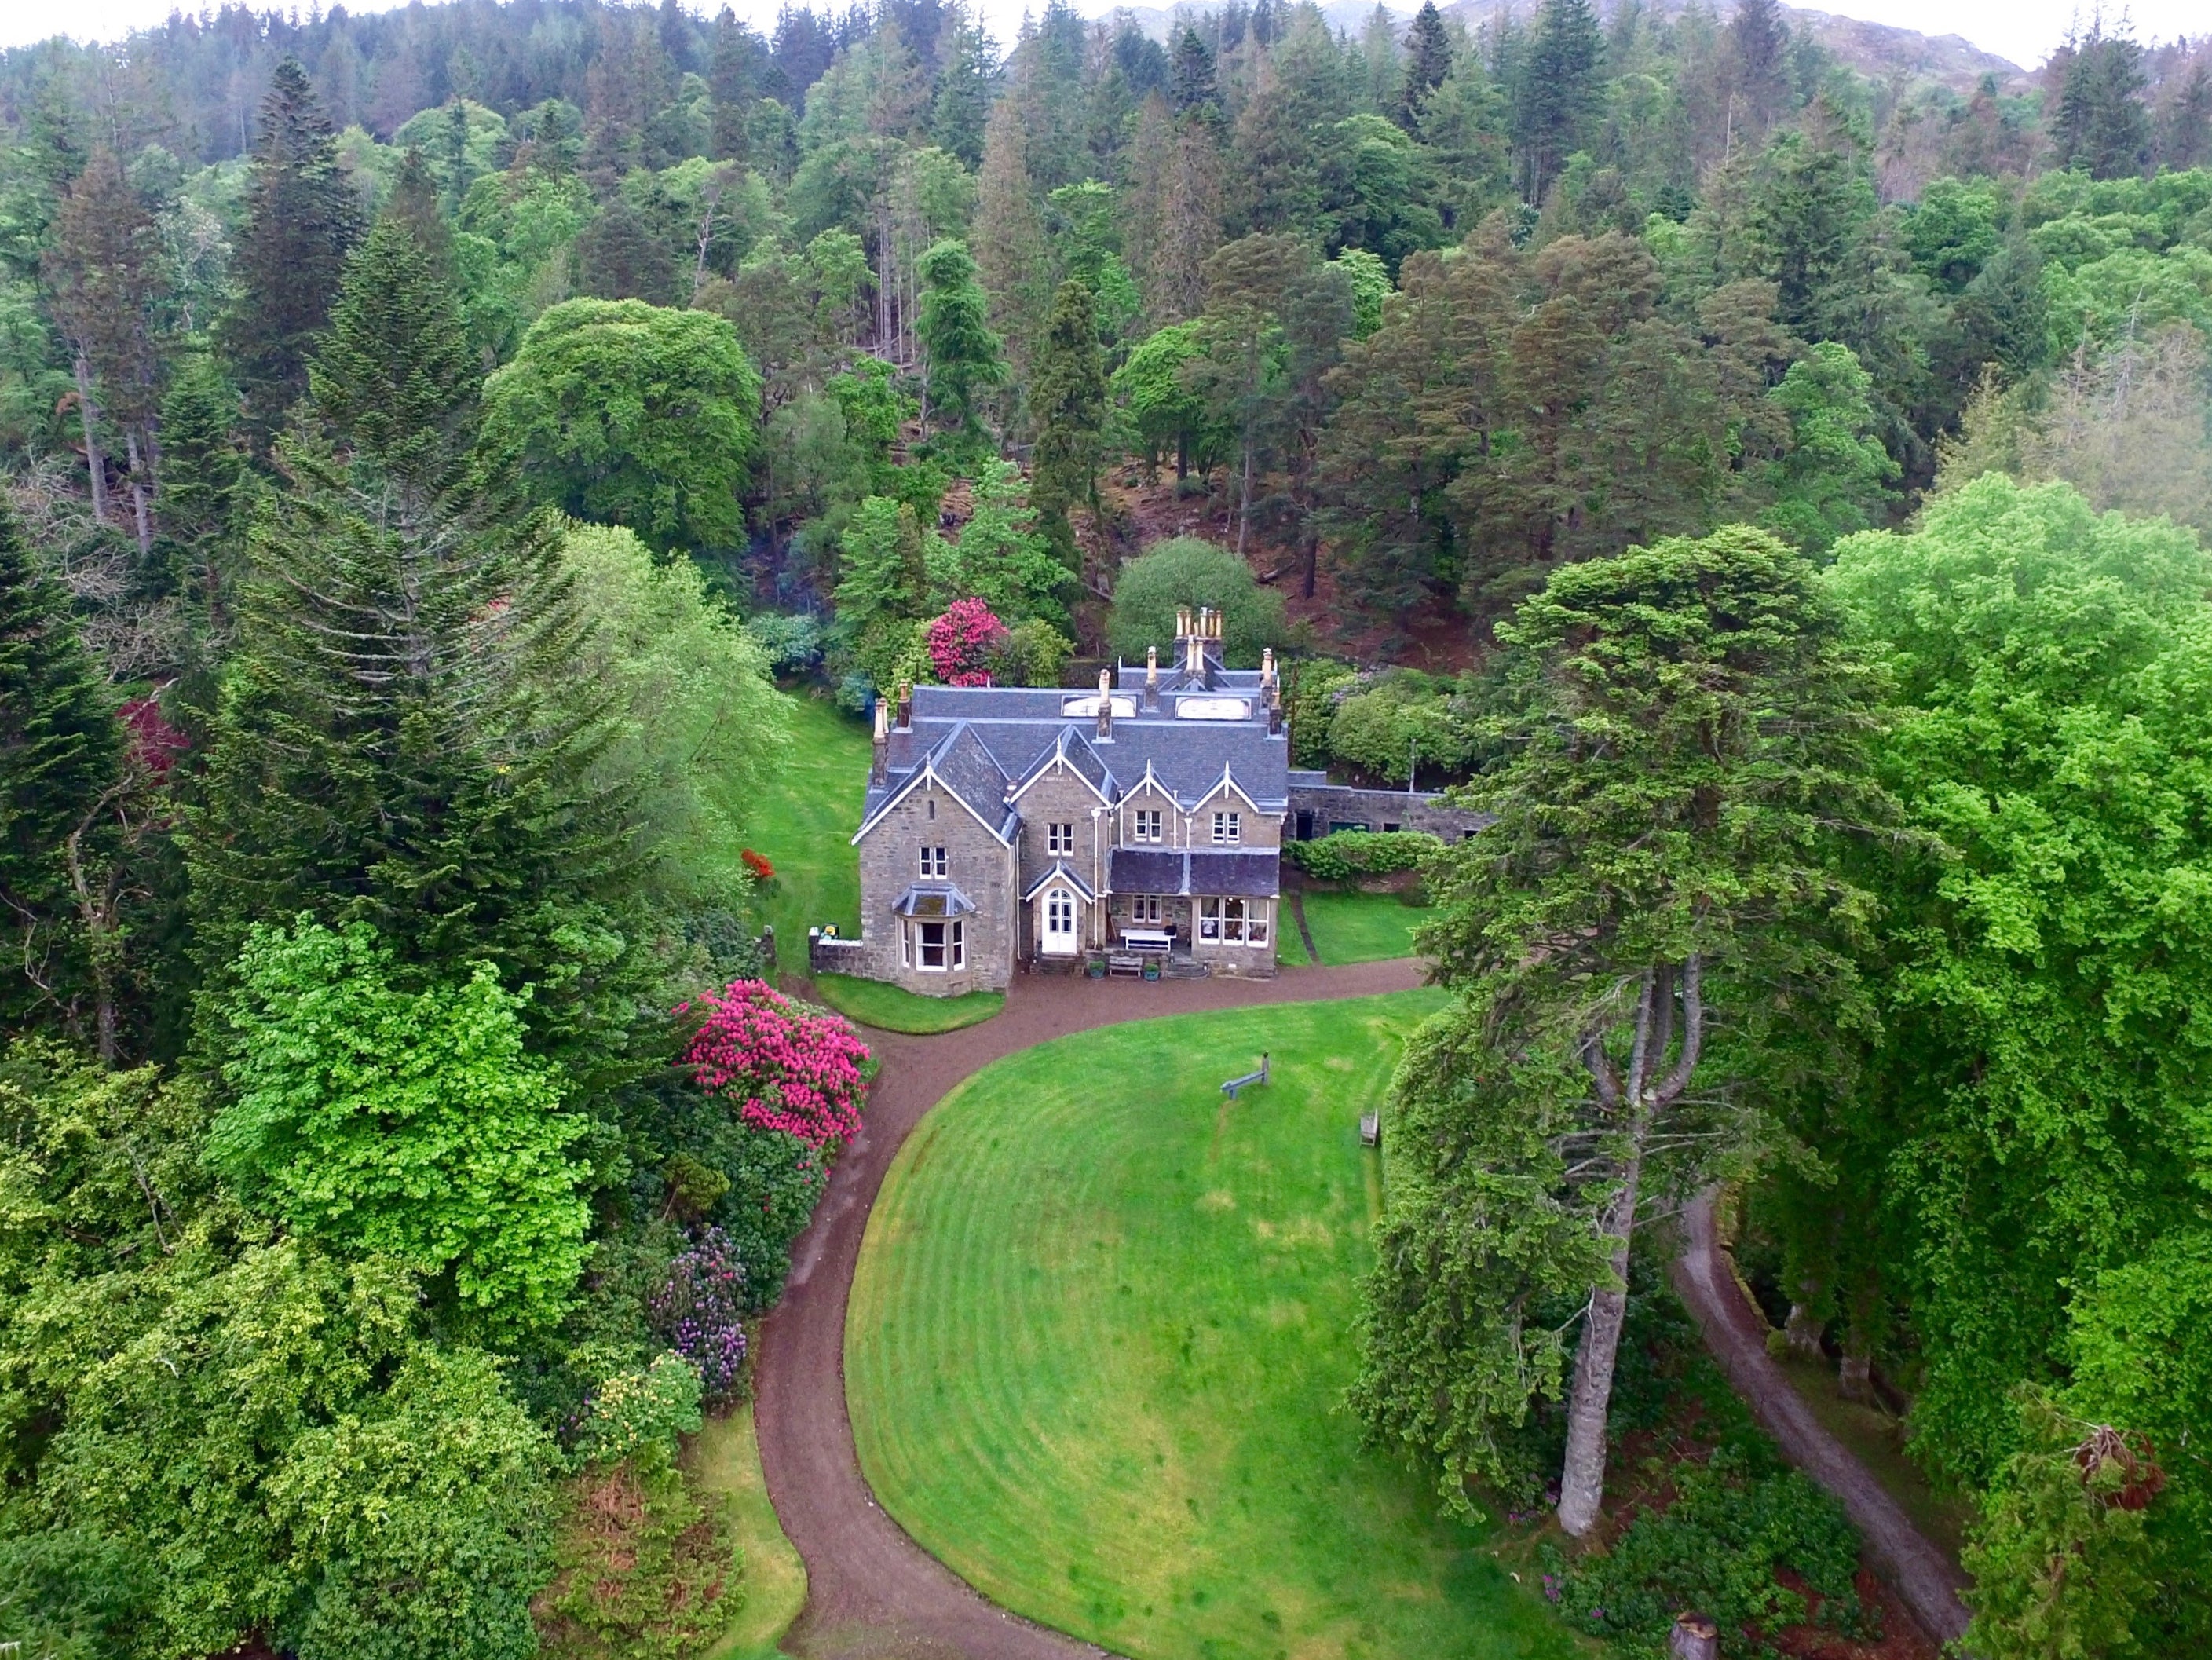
[1282,829,1442,883]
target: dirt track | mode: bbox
[752,960,1428,1660]
[1672,1191,1973,1647]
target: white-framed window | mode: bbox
[919,845,947,877]
[1132,807,1163,843]
[1198,898,1267,943]
[901,924,910,966]
[916,918,963,970]
[1212,811,1241,845]
[1048,821,1075,854]
[1127,894,1162,923]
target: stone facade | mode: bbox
[847,609,1292,994]
[1285,772,1492,842]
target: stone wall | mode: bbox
[1285,775,1490,842]
[853,781,1018,994]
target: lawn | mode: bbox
[690,1404,808,1660]
[847,991,1576,1660]
[748,692,870,976]
[1299,890,1434,966]
[811,973,1004,1033]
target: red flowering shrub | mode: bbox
[679,979,870,1147]
[925,598,1007,687]
[741,848,774,881]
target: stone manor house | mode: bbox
[814,606,1478,997]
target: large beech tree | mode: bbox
[1359,525,1888,1533]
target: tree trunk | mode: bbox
[74,353,109,524]
[123,428,154,559]
[1556,1143,1645,1537]
[1783,1299,1825,1358]
[1838,1347,1874,1403]
[1236,437,1253,556]
[1301,524,1319,599]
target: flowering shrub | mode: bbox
[650,1229,749,1404]
[925,598,1008,686]
[680,978,870,1147]
[119,697,188,777]
[741,847,775,881]
[572,1352,704,1471]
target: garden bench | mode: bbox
[1220,1052,1270,1099]
[1108,952,1145,977]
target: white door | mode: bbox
[1041,888,1079,955]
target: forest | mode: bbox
[0,0,2209,1654]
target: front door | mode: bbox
[1041,887,1079,955]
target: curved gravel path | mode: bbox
[1672,1190,1973,1647]
[753,960,1427,1660]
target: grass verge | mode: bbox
[1772,1354,1975,1562]
[1299,890,1432,966]
[749,693,870,977]
[811,974,1005,1033]
[690,1402,808,1660]
[847,990,1577,1660]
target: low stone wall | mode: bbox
[1286,779,1490,842]
[808,931,869,978]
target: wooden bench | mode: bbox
[1107,952,1145,977]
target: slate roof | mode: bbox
[890,883,977,916]
[860,679,1289,836]
[1109,849,1280,898]
[1020,860,1097,902]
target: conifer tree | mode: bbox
[1398,2,1453,130]
[221,59,364,442]
[971,97,1051,376]
[710,7,766,163]
[153,350,250,645]
[1170,27,1221,120]
[575,194,682,304]
[1725,0,1790,135]
[188,198,635,1053]
[916,238,1007,436]
[1510,0,1603,203]
[2052,30,2152,181]
[0,497,120,1032]
[930,14,997,167]
[1028,280,1106,572]
[43,144,169,554]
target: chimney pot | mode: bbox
[1144,645,1159,710]
[1096,667,1113,740]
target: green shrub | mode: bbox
[1106,537,1287,668]
[0,1528,147,1660]
[742,612,824,675]
[573,1355,704,1473]
[1284,830,1442,883]
[1541,1450,1870,1655]
[1326,678,1474,783]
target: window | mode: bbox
[1127,894,1162,924]
[1198,898,1267,944]
[1383,822,1401,833]
[927,797,936,820]
[916,918,963,971]
[919,845,947,877]
[1132,807,1163,843]
[1212,811,1241,845]
[1048,821,1075,854]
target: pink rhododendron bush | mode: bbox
[680,978,871,1146]
[925,597,1008,686]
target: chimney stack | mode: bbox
[871,693,890,787]
[1144,645,1159,711]
[894,682,912,730]
[1095,667,1113,740]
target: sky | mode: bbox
[0,0,2203,76]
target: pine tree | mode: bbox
[42,145,169,555]
[930,15,998,167]
[1726,0,1790,134]
[2161,60,2212,170]
[1510,0,1603,204]
[1170,27,1221,120]
[221,59,364,444]
[916,238,1007,436]
[154,350,250,645]
[710,7,766,163]
[2052,31,2152,181]
[0,496,121,1031]
[1028,280,1106,573]
[1398,2,1453,130]
[971,97,1051,376]
[188,198,636,1048]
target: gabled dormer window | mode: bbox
[1132,808,1162,843]
[1212,811,1241,845]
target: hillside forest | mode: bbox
[1,0,2210,1656]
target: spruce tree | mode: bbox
[575,194,682,304]
[1510,0,1603,203]
[154,350,250,644]
[1170,27,1221,119]
[1726,0,1790,133]
[2052,31,2152,181]
[1028,280,1106,574]
[1398,2,1453,130]
[916,238,1007,437]
[710,8,766,163]
[930,16,997,167]
[221,59,364,442]
[188,198,635,1056]
[0,497,120,1029]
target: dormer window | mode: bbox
[1132,809,1162,843]
[1212,811,1241,845]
